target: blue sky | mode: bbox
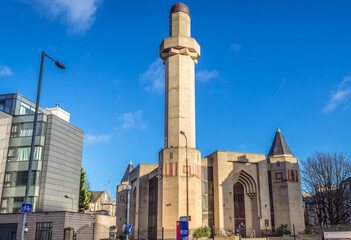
[1,0,351,197]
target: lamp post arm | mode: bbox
[44,53,55,62]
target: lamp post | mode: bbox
[64,195,74,212]
[126,184,132,240]
[180,131,189,225]
[20,51,65,240]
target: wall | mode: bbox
[0,112,12,203]
[210,151,271,237]
[269,155,304,233]
[38,115,84,212]
[0,211,116,240]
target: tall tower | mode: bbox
[267,129,305,233]
[158,3,202,239]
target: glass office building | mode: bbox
[0,93,83,213]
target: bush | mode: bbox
[276,224,291,236]
[193,226,211,238]
[304,224,313,234]
[117,233,125,240]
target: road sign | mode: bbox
[128,224,133,234]
[179,216,191,221]
[21,203,32,213]
[179,221,188,240]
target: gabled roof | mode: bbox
[90,191,105,202]
[121,161,134,183]
[268,128,293,157]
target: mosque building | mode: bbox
[116,3,304,240]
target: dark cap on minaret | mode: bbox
[170,3,190,16]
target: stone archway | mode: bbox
[228,170,259,237]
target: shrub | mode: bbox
[117,233,125,240]
[193,226,211,238]
[276,224,291,236]
[304,224,313,234]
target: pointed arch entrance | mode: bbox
[234,182,246,237]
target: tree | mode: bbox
[79,166,91,212]
[301,151,351,225]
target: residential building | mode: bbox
[302,193,318,226]
[0,93,84,213]
[88,190,116,216]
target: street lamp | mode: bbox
[125,185,132,240]
[20,51,65,240]
[180,131,189,224]
[64,195,74,212]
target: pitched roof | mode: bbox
[90,191,105,202]
[121,161,134,183]
[268,128,293,157]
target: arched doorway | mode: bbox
[234,182,246,237]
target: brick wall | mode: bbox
[0,211,116,240]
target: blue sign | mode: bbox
[21,203,32,213]
[128,224,133,234]
[180,221,188,240]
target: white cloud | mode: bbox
[196,69,219,82]
[119,110,147,130]
[229,43,242,52]
[139,59,164,93]
[84,133,111,144]
[0,65,13,77]
[28,0,103,35]
[323,76,351,112]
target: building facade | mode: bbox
[88,190,116,216]
[0,93,84,213]
[116,3,305,240]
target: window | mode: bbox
[20,102,35,115]
[310,217,316,226]
[35,222,53,240]
[3,171,39,187]
[0,99,14,114]
[0,197,36,213]
[170,152,173,159]
[309,204,314,213]
[276,161,280,167]
[8,146,43,162]
[11,122,46,138]
[0,100,5,112]
[159,152,163,163]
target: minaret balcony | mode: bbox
[159,35,200,63]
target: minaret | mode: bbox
[160,3,200,149]
[158,3,202,239]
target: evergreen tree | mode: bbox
[79,166,91,212]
